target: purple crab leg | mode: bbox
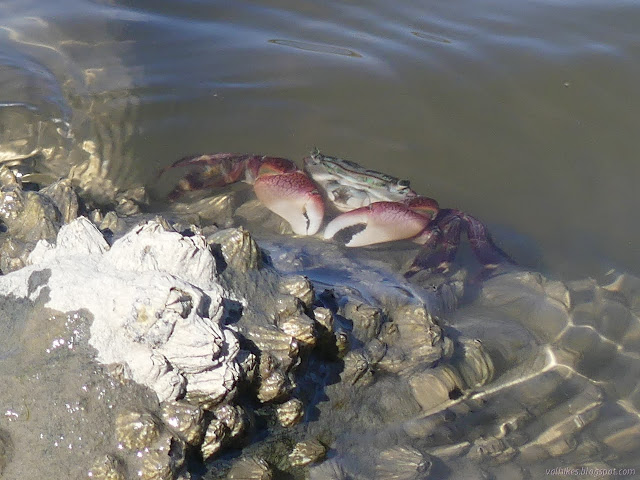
[405,209,514,277]
[161,153,260,200]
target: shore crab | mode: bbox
[162,150,513,276]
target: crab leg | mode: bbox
[405,209,514,277]
[162,153,324,235]
[323,201,434,247]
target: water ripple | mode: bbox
[268,38,361,58]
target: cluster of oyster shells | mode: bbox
[2,164,640,479]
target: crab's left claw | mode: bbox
[254,171,324,235]
[323,201,433,247]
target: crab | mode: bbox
[162,150,514,276]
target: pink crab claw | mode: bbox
[162,153,324,236]
[323,201,435,247]
[253,170,324,235]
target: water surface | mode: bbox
[1,0,639,477]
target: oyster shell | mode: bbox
[277,314,317,347]
[308,459,350,480]
[276,398,304,427]
[161,401,205,445]
[39,178,79,223]
[341,301,383,341]
[213,404,247,441]
[288,439,327,467]
[313,306,334,332]
[201,418,226,461]
[375,446,431,480]
[87,454,126,480]
[342,350,374,386]
[0,165,65,272]
[136,432,186,480]
[279,275,315,308]
[227,457,272,480]
[208,226,263,273]
[257,369,291,403]
[115,410,161,451]
[408,365,464,411]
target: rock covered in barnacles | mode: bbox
[0,217,242,403]
[227,457,273,480]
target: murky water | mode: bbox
[1,0,640,477]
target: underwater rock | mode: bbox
[0,165,74,273]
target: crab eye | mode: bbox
[398,179,410,188]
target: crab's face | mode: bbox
[303,151,416,212]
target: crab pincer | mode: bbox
[323,197,439,247]
[163,153,325,235]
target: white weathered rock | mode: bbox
[0,217,241,403]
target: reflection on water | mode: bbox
[0,0,639,477]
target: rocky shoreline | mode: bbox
[1,166,639,479]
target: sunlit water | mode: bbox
[1,0,639,477]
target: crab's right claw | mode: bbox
[323,201,432,247]
[254,171,324,235]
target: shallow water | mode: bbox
[1,0,640,477]
[1,0,639,278]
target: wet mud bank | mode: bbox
[0,168,639,479]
